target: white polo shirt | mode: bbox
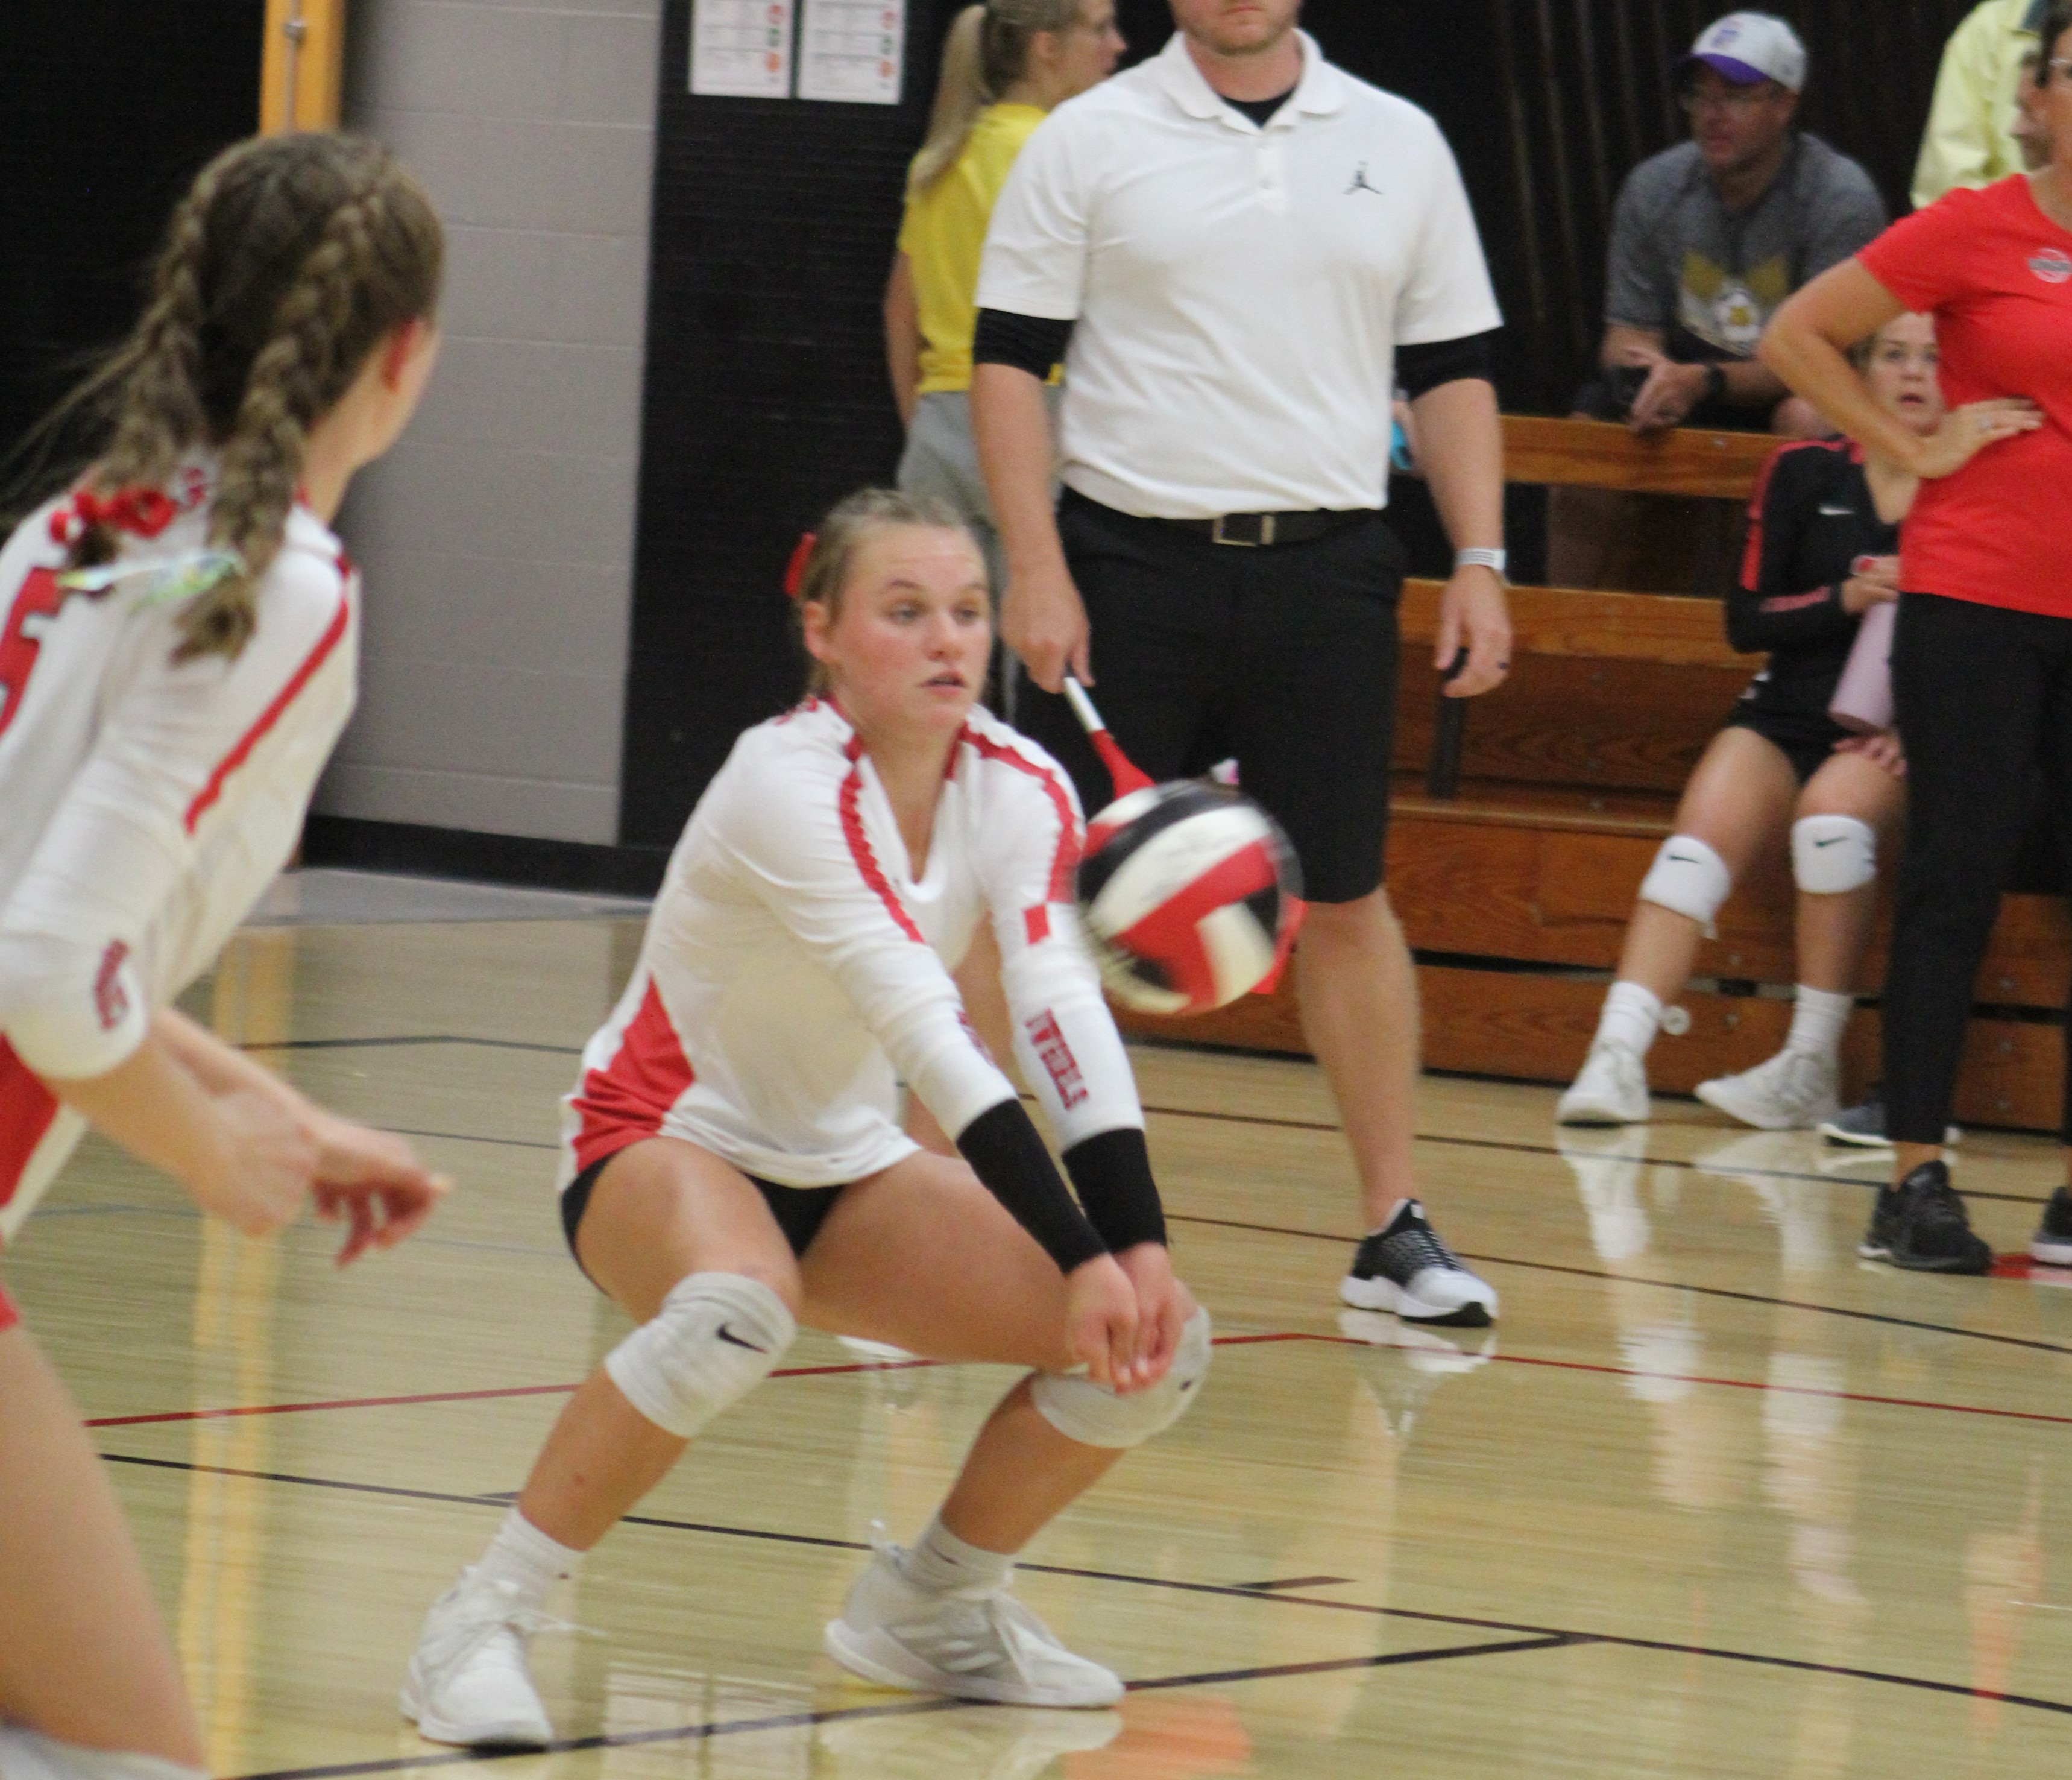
[976,31,1502,520]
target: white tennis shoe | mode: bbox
[1557,1040,1649,1126]
[400,1568,556,1748]
[1695,1048,1839,1131]
[825,1538,1123,1708]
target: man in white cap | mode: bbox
[1548,11,1886,585]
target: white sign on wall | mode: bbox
[796,0,905,104]
[690,0,794,98]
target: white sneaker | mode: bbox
[1695,1049,1839,1131]
[825,1536,1123,1708]
[1339,1200,1498,1325]
[1557,1040,1649,1126]
[400,1568,556,1748]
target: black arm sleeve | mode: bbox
[956,1098,1107,1273]
[1724,449,1861,655]
[1397,329,1500,400]
[972,309,1074,380]
[1061,1127,1167,1252]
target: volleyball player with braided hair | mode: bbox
[0,134,447,1780]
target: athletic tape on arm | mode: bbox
[603,1272,796,1439]
[1637,835,1732,933]
[1792,814,1877,894]
[1032,1307,1211,1447]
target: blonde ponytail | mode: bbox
[907,0,1085,196]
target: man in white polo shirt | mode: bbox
[971,0,1511,1325]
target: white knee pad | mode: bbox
[0,1729,204,1780]
[1792,814,1877,895]
[603,1272,796,1439]
[1637,835,1732,933]
[1031,1307,1211,1448]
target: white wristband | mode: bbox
[1455,548,1507,577]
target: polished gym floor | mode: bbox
[7,871,2071,1778]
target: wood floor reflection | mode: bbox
[7,896,2071,1777]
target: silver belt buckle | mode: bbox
[1211,513,1274,547]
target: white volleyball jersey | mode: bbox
[561,699,1143,1191]
[0,472,359,1243]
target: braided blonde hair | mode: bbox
[63,134,442,660]
[792,488,975,695]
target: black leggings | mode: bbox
[1885,593,2072,1147]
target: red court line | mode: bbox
[83,1329,2067,1433]
[83,1334,1309,1429]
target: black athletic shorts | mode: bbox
[1720,703,1850,786]
[559,1150,846,1279]
[1016,489,1406,906]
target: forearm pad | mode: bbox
[1061,1126,1167,1252]
[956,1097,1106,1273]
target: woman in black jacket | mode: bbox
[1560,314,1939,1131]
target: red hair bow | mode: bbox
[49,486,180,547]
[783,532,817,601]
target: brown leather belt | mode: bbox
[1162,508,1375,547]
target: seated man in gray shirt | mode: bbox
[1551,12,1887,585]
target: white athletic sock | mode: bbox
[1786,986,1854,1061]
[1595,981,1664,1058]
[898,1513,1013,1595]
[474,1507,582,1610]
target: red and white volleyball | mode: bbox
[1077,781,1303,1015]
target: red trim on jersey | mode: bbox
[960,729,1081,903]
[1739,440,1844,592]
[840,734,925,944]
[184,592,349,833]
[0,1040,60,1218]
[0,1280,18,1332]
[568,978,697,1174]
[1024,904,1051,946]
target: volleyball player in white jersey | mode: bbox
[0,135,447,1780]
[404,489,1210,1744]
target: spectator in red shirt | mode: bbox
[1760,0,2072,1275]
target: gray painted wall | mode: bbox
[326,0,660,844]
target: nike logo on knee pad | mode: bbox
[716,1324,770,1353]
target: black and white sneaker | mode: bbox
[1818,1096,1960,1149]
[1340,1200,1498,1326]
[2030,1187,2072,1267]
[1857,1161,1992,1275]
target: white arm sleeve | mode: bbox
[974,112,1092,323]
[0,578,346,1079]
[708,746,1019,1141]
[971,743,1144,1151]
[1394,118,1505,347]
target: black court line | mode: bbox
[103,1452,2072,1730]
[240,1035,583,1058]
[1232,1574,1351,1592]
[1168,1210,2072,1359]
[229,1638,1575,1780]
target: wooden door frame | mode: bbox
[260,0,346,132]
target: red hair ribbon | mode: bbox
[783,532,817,601]
[49,486,179,547]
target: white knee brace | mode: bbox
[1637,835,1732,934]
[0,1728,204,1780]
[603,1272,796,1439]
[1792,814,1877,895]
[1031,1307,1211,1448]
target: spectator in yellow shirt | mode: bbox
[885,1,1123,605]
[1913,0,2048,206]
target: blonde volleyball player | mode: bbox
[403,490,1209,1744]
[0,136,448,1780]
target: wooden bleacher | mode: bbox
[1113,416,2072,1132]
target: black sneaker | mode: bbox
[1857,1161,1992,1274]
[2030,1187,2072,1267]
[1818,1096,1960,1149]
[1339,1200,1498,1327]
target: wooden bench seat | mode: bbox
[1107,416,2071,1132]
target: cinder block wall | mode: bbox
[326,0,659,843]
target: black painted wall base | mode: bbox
[301,816,668,898]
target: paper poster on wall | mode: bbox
[690,0,793,98]
[796,0,904,104]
